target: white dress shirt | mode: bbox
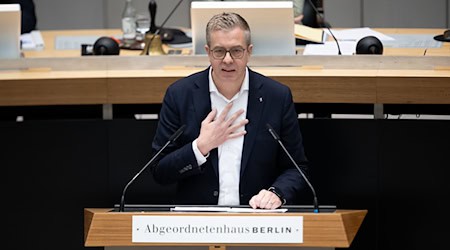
[192,67,249,205]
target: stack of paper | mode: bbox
[294,24,325,44]
[171,206,288,213]
[20,30,44,50]
[303,41,357,55]
[324,27,395,42]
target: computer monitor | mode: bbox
[191,1,296,56]
[0,4,21,59]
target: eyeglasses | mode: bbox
[210,47,246,60]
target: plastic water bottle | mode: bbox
[122,0,136,40]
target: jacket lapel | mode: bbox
[192,70,211,128]
[241,71,264,176]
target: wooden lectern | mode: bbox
[84,208,366,249]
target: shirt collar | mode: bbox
[208,67,249,100]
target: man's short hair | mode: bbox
[205,12,251,47]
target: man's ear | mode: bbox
[247,44,253,55]
[204,45,210,54]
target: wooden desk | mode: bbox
[84,208,367,248]
[376,28,450,56]
[22,28,450,58]
[2,29,449,118]
[1,56,449,106]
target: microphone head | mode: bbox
[169,124,186,142]
[433,29,450,42]
[356,36,383,55]
[93,36,120,55]
[266,123,281,140]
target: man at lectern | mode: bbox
[151,12,308,209]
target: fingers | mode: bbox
[227,118,249,139]
[217,102,233,122]
[209,103,248,139]
[197,102,248,154]
[225,108,244,126]
[249,189,282,210]
[202,108,217,124]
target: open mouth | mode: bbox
[222,68,235,72]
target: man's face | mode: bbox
[205,27,253,85]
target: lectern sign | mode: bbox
[132,215,303,243]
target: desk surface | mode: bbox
[1,55,449,106]
[22,28,450,58]
[2,28,449,107]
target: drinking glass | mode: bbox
[135,13,150,41]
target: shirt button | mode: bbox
[213,191,219,197]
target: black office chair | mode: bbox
[302,0,319,28]
[296,0,321,45]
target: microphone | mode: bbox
[81,37,120,56]
[356,36,384,55]
[433,29,450,42]
[143,0,184,55]
[305,0,342,55]
[119,124,186,212]
[266,123,319,213]
[93,37,120,55]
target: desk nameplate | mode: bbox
[132,215,303,244]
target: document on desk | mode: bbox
[294,24,325,43]
[383,34,442,48]
[171,206,288,213]
[55,35,100,50]
[326,27,395,41]
[303,41,356,55]
[20,30,44,50]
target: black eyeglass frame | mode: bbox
[210,46,247,60]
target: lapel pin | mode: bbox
[259,97,263,103]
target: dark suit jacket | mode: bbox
[151,67,308,205]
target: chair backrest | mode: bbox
[302,0,319,28]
